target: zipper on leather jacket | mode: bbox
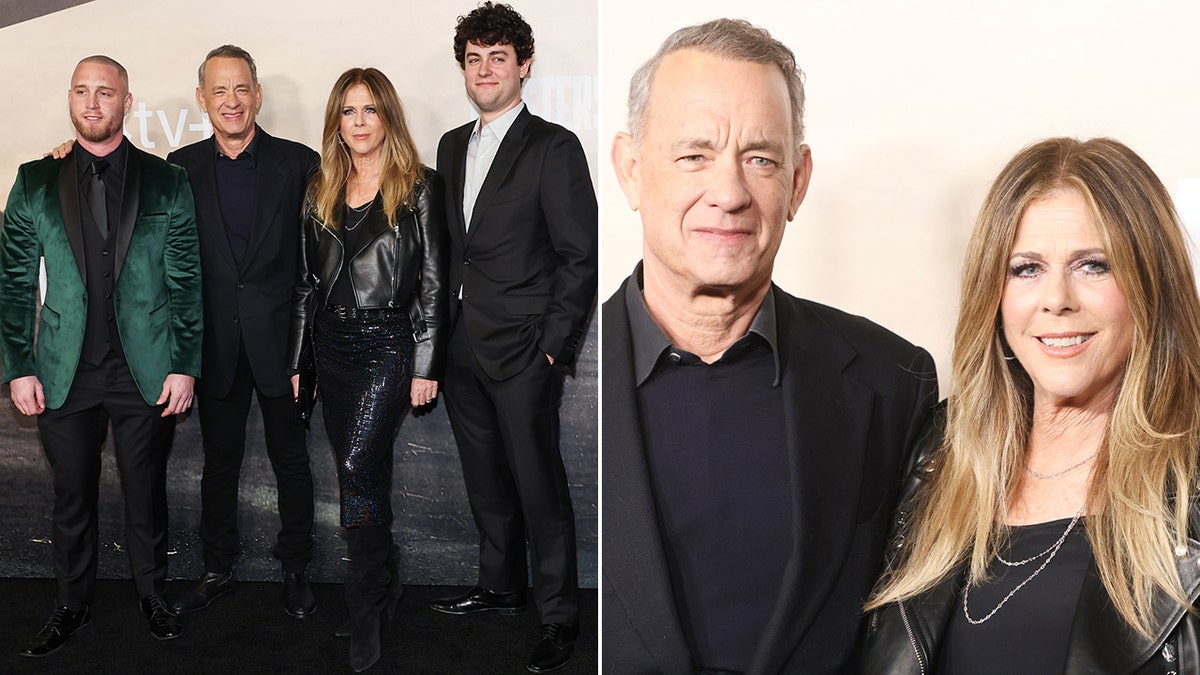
[899,602,926,675]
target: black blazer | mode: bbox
[436,106,597,380]
[287,167,448,381]
[167,128,318,399]
[601,275,939,674]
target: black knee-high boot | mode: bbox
[345,525,392,672]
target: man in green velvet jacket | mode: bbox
[0,55,202,657]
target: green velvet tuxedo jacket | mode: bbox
[0,146,202,409]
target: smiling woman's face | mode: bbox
[1001,189,1134,410]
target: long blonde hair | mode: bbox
[866,137,1200,637]
[311,67,422,228]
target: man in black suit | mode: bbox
[429,3,597,672]
[2,55,201,655]
[603,20,939,673]
[166,45,319,619]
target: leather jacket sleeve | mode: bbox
[408,168,448,380]
[287,192,318,375]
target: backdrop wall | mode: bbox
[0,0,598,586]
[600,0,1200,395]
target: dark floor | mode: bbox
[0,578,597,674]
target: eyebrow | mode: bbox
[1009,246,1107,260]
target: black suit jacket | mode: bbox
[601,275,939,674]
[168,128,318,399]
[436,106,597,380]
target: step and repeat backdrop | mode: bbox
[0,0,597,586]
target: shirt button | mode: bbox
[101,250,110,256]
[233,316,240,323]
[668,352,682,364]
[237,282,245,289]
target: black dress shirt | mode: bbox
[74,137,128,230]
[214,127,261,264]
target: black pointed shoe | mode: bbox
[141,594,182,640]
[527,623,579,673]
[283,571,317,619]
[171,570,234,613]
[429,586,526,615]
[19,606,91,657]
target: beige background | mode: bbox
[0,0,598,196]
[600,0,1200,390]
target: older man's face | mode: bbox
[614,49,810,299]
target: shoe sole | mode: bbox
[19,616,92,658]
[429,604,526,616]
[172,585,233,614]
[285,606,317,620]
[151,630,182,641]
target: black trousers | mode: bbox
[443,319,579,624]
[196,342,313,574]
[37,353,175,609]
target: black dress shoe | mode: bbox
[141,594,182,640]
[429,586,526,615]
[283,571,317,619]
[19,606,91,657]
[527,623,579,673]
[171,570,234,613]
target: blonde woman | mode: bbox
[864,137,1200,674]
[287,67,446,672]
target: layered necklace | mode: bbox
[1025,450,1100,479]
[962,507,1085,624]
[345,201,371,231]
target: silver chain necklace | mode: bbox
[1025,450,1099,479]
[345,201,371,231]
[961,508,1084,624]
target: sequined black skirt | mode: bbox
[314,307,414,528]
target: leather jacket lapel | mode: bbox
[58,156,86,282]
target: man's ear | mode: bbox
[612,132,641,212]
[787,144,813,220]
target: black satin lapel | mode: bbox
[466,109,531,238]
[750,296,873,672]
[242,137,285,270]
[113,149,140,283]
[601,295,693,670]
[58,157,86,282]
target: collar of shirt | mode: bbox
[74,135,130,182]
[470,100,525,145]
[214,124,261,166]
[625,262,782,387]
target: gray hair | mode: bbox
[198,44,258,87]
[627,18,806,150]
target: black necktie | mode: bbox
[86,159,109,238]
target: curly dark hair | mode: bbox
[453,2,535,74]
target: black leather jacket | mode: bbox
[287,167,448,380]
[863,402,1200,675]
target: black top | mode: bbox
[327,201,372,308]
[937,518,1091,674]
[74,137,128,230]
[213,128,261,264]
[627,274,792,673]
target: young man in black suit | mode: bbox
[166,45,320,619]
[430,3,597,672]
[603,20,939,673]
